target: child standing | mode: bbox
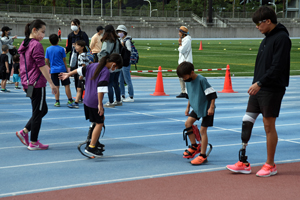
[45,34,74,108]
[13,54,21,89]
[16,19,57,150]
[0,45,10,92]
[72,40,91,108]
[59,53,123,157]
[177,61,217,165]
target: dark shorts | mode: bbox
[77,79,85,89]
[189,110,214,127]
[58,35,61,39]
[84,104,104,124]
[51,73,70,86]
[246,89,285,118]
[0,71,7,80]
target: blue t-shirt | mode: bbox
[45,45,67,74]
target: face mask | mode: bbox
[109,65,115,73]
[71,25,78,32]
[184,77,193,82]
[8,32,11,36]
[118,32,124,38]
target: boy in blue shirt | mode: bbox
[177,61,217,165]
[45,34,74,107]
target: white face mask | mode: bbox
[71,25,78,32]
[109,65,115,73]
[118,32,124,38]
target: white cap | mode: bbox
[116,25,127,33]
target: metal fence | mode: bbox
[0,4,192,18]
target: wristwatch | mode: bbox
[256,81,262,87]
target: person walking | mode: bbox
[90,26,104,63]
[176,26,192,98]
[226,6,291,177]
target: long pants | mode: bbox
[108,71,121,103]
[119,64,134,98]
[25,87,48,142]
[179,78,186,93]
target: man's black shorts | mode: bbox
[246,89,285,118]
[51,73,70,86]
[189,110,214,127]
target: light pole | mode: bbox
[101,0,103,17]
[268,1,277,13]
[111,0,112,17]
[81,0,83,16]
[151,9,158,17]
[144,0,151,17]
[91,0,93,16]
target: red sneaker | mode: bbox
[226,161,251,174]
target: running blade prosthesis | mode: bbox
[183,125,213,159]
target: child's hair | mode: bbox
[101,25,118,43]
[75,40,87,52]
[71,19,80,26]
[91,53,123,80]
[176,61,194,78]
[2,44,8,52]
[25,19,46,38]
[252,6,277,24]
[13,54,20,63]
[49,34,59,45]
[58,27,61,30]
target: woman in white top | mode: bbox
[177,26,193,98]
[116,25,134,103]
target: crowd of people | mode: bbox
[0,5,292,177]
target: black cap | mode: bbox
[104,25,115,33]
[1,26,12,32]
[97,26,104,32]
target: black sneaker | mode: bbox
[176,93,187,98]
[85,141,105,152]
[85,146,103,157]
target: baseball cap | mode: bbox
[97,26,104,32]
[1,26,12,32]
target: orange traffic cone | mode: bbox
[82,90,85,99]
[199,41,203,50]
[150,66,169,96]
[218,65,237,93]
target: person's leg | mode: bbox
[1,79,7,90]
[185,116,197,144]
[200,126,208,155]
[108,73,114,103]
[123,64,134,98]
[65,84,72,99]
[176,78,187,98]
[119,68,125,98]
[113,71,121,102]
[55,86,60,101]
[263,117,277,166]
[90,123,104,146]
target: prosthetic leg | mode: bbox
[239,112,259,163]
[78,123,105,159]
[183,125,213,159]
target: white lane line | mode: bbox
[1,158,300,198]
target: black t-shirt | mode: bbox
[13,63,20,74]
[0,54,8,72]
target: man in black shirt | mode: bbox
[226,6,291,177]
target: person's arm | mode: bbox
[97,41,111,60]
[45,58,50,67]
[39,65,57,95]
[97,76,109,116]
[185,100,190,116]
[207,99,215,116]
[125,39,131,51]
[63,57,69,72]
[98,92,104,116]
[90,35,96,51]
[5,61,9,73]
[65,34,72,53]
[178,37,191,55]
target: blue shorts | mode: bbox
[13,74,20,82]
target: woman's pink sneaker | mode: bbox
[27,140,49,150]
[226,161,251,174]
[16,130,29,146]
[256,163,277,177]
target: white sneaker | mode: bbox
[112,101,122,106]
[7,80,14,84]
[122,97,134,102]
[103,102,115,108]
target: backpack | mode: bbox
[85,46,95,63]
[124,38,139,69]
[118,40,131,67]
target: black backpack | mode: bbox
[118,41,131,67]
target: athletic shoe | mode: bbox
[122,97,134,102]
[85,146,103,157]
[1,89,10,92]
[27,140,49,150]
[16,130,29,146]
[112,100,123,106]
[256,163,277,177]
[67,100,75,108]
[226,161,251,174]
[73,102,79,108]
[7,80,13,84]
[176,93,187,98]
[103,102,115,108]
[191,155,207,165]
[54,102,60,107]
[121,96,125,101]
[15,87,21,89]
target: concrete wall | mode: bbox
[1,22,299,39]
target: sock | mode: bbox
[75,102,78,104]
[68,98,73,102]
[200,154,207,158]
[56,100,60,103]
[192,143,198,147]
[130,97,133,99]
[89,145,95,148]
[122,95,125,98]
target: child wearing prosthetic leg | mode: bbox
[59,53,123,157]
[177,61,217,165]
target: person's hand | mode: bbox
[178,38,182,44]
[207,107,214,116]
[12,35,17,39]
[185,107,190,116]
[6,69,9,73]
[248,83,261,96]
[121,41,125,46]
[79,76,83,80]
[59,72,69,81]
[64,48,67,54]
[98,104,104,116]
[50,83,57,95]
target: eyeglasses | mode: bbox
[255,20,267,26]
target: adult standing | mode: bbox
[1,26,18,84]
[90,26,104,63]
[176,26,192,98]
[58,27,61,42]
[116,25,134,103]
[97,25,121,108]
[226,6,291,177]
[65,19,89,91]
